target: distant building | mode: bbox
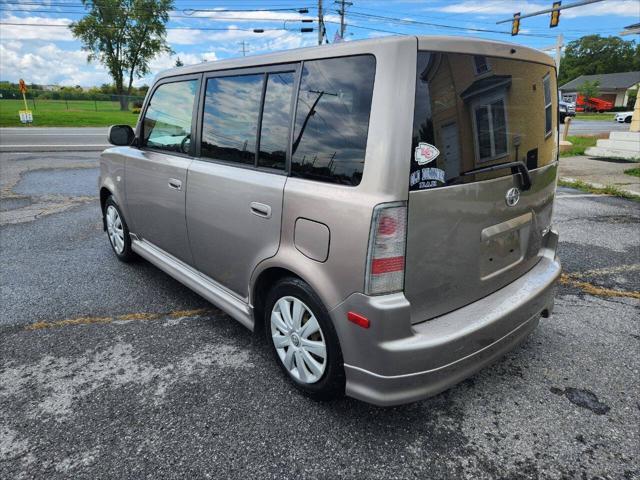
[559,71,640,108]
[42,85,61,91]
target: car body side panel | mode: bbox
[99,147,130,221]
[253,38,417,312]
[186,161,287,300]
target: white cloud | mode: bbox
[0,42,108,85]
[0,14,75,41]
[429,0,638,17]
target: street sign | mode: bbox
[18,79,32,124]
[19,110,33,124]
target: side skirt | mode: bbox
[131,237,255,331]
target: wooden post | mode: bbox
[562,116,572,140]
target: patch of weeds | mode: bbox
[624,167,640,178]
[558,179,640,201]
[559,136,597,157]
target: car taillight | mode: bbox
[365,202,407,295]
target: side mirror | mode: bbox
[108,125,135,146]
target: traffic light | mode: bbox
[550,1,561,28]
[511,12,521,36]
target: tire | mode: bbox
[104,196,136,262]
[264,277,345,400]
[625,116,632,123]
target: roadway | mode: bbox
[0,150,638,479]
[0,127,109,152]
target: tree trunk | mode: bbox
[119,95,129,111]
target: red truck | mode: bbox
[575,94,614,112]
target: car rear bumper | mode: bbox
[330,230,560,407]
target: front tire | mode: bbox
[104,196,135,262]
[264,277,345,400]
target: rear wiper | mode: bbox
[460,161,532,191]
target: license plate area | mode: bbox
[480,213,532,280]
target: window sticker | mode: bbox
[410,167,446,189]
[414,142,440,165]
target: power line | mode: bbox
[345,11,557,38]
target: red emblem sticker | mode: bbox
[414,142,440,165]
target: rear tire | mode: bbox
[104,196,135,262]
[264,277,345,401]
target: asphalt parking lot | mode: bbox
[1,150,639,479]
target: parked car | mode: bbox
[559,99,576,123]
[100,36,561,406]
[614,111,633,123]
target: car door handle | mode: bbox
[168,178,182,191]
[250,202,271,219]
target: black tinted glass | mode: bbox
[411,52,557,191]
[202,74,263,165]
[143,80,198,154]
[258,72,294,170]
[291,55,375,186]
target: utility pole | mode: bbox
[318,0,323,45]
[239,41,248,57]
[335,0,353,39]
[540,33,564,71]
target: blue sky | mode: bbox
[0,0,637,87]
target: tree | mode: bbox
[578,80,600,112]
[70,0,173,110]
[175,57,184,67]
[559,35,640,85]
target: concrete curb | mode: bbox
[559,176,639,197]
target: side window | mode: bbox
[258,72,295,170]
[201,74,263,165]
[543,74,553,136]
[291,55,375,186]
[472,95,508,162]
[143,80,198,154]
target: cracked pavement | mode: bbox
[1,151,639,479]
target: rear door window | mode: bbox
[291,55,375,186]
[201,74,264,165]
[411,51,557,191]
[258,72,295,170]
[142,80,198,154]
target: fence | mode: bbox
[0,89,145,112]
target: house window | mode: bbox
[473,55,490,75]
[472,94,508,162]
[543,74,553,136]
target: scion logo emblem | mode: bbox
[505,187,520,207]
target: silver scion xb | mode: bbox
[100,36,561,406]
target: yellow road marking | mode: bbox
[560,274,640,299]
[567,264,640,280]
[25,308,216,331]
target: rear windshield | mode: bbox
[410,51,558,191]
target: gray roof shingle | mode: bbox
[560,71,640,90]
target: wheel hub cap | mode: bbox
[270,296,327,384]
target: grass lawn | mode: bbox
[0,99,138,127]
[624,167,640,178]
[575,112,616,121]
[560,135,597,157]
